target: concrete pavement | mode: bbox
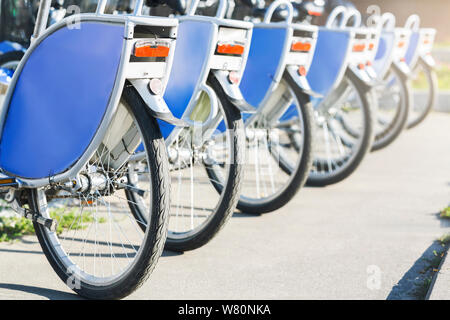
[0,112,449,300]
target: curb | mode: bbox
[427,244,450,300]
[433,92,450,113]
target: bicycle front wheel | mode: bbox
[31,84,170,299]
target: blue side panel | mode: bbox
[307,30,350,97]
[405,32,420,66]
[0,23,124,179]
[160,20,214,138]
[373,32,394,74]
[239,27,287,107]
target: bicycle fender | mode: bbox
[419,55,436,69]
[345,66,374,92]
[130,79,188,127]
[286,66,323,98]
[211,70,256,113]
[392,61,411,81]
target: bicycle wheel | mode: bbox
[407,59,437,129]
[371,65,410,151]
[126,74,244,252]
[30,84,170,299]
[307,75,374,186]
[230,72,314,214]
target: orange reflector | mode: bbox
[353,43,366,52]
[0,178,15,185]
[400,57,406,62]
[298,66,307,77]
[368,43,375,50]
[217,43,245,56]
[358,63,365,70]
[397,41,405,48]
[134,43,170,58]
[291,41,312,52]
[424,39,430,44]
[308,10,322,16]
[366,61,372,67]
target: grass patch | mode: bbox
[412,64,450,91]
[438,234,450,245]
[440,207,450,219]
[0,216,34,242]
[0,207,106,242]
[50,207,106,235]
[434,41,450,49]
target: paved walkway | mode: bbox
[0,112,448,300]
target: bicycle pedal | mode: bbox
[24,211,58,232]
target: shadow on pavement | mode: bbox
[233,211,261,218]
[0,283,81,300]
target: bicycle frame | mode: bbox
[306,6,375,113]
[402,14,436,69]
[239,0,318,126]
[153,0,253,149]
[0,0,179,189]
[372,13,412,82]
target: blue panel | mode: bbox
[405,32,420,66]
[239,27,287,107]
[307,30,350,97]
[0,22,124,179]
[373,32,395,74]
[160,21,214,138]
[279,104,299,122]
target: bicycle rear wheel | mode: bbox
[407,59,437,129]
[127,75,244,252]
[307,75,374,186]
[31,85,170,299]
[371,65,410,151]
[231,73,314,214]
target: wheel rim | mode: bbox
[309,78,365,180]
[35,99,153,286]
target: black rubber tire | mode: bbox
[232,71,314,214]
[0,50,24,69]
[128,73,244,252]
[406,60,438,129]
[371,65,410,151]
[307,75,374,187]
[162,74,243,252]
[31,84,171,300]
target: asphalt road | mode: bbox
[0,112,449,300]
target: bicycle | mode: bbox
[289,4,377,186]
[0,0,180,299]
[125,0,255,251]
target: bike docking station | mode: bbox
[0,0,442,301]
